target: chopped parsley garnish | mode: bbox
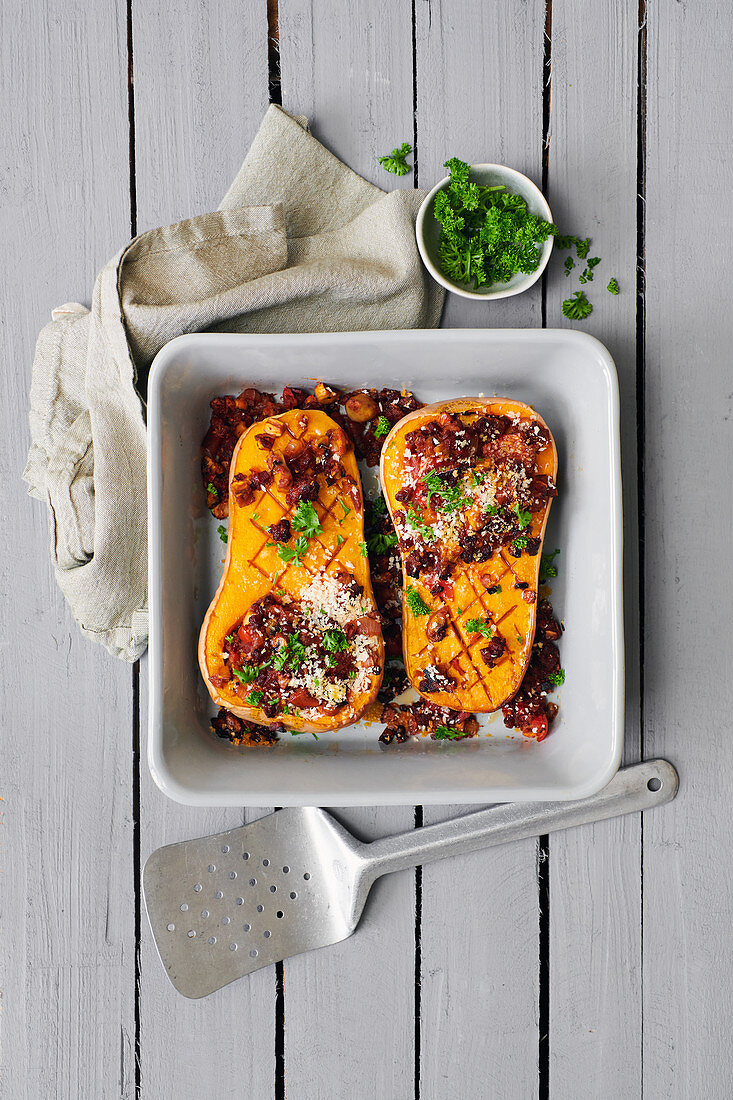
[434,725,464,740]
[433,157,557,289]
[555,234,590,258]
[358,540,368,557]
[539,548,560,583]
[207,482,218,496]
[405,586,431,616]
[562,290,593,320]
[338,498,350,522]
[246,689,265,706]
[512,503,532,529]
[225,633,235,645]
[548,669,566,686]
[232,665,266,685]
[373,415,391,439]
[217,524,227,543]
[423,470,471,513]
[405,506,435,541]
[336,534,345,547]
[371,496,388,516]
[274,534,309,565]
[377,142,412,176]
[516,633,525,644]
[292,501,323,539]
[511,535,529,555]
[465,617,493,638]
[272,633,306,672]
[607,277,620,295]
[252,512,259,523]
[323,628,349,655]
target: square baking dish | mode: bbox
[147,329,623,806]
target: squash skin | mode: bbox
[199,409,384,734]
[380,397,558,713]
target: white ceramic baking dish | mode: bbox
[147,329,623,806]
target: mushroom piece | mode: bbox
[344,391,380,423]
[315,381,339,405]
[425,608,450,643]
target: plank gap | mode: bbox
[540,0,552,329]
[132,660,142,1096]
[636,3,648,1095]
[411,0,419,187]
[275,960,285,1099]
[414,805,423,1100]
[127,0,137,237]
[537,835,550,1099]
[267,0,282,106]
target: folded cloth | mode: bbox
[23,105,444,661]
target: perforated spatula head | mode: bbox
[143,807,370,998]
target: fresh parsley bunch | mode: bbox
[433,158,557,289]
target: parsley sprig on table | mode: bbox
[562,290,593,320]
[433,158,557,289]
[377,143,412,176]
[539,548,560,583]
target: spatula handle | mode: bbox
[363,759,677,879]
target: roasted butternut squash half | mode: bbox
[380,398,557,713]
[200,409,384,735]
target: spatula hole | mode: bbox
[236,897,244,906]
[249,878,257,887]
[263,930,271,939]
[243,923,251,932]
[208,864,216,873]
[289,892,297,900]
[215,891,224,900]
[250,949,258,958]
[242,852,250,861]
[222,917,230,926]
[276,911,283,919]
[257,904,264,913]
[187,930,196,938]
[221,845,230,854]
[193,884,202,893]
[201,910,209,919]
[282,866,290,874]
[230,943,237,951]
[270,885,277,893]
[262,859,270,867]
[229,871,237,879]
[167,923,175,932]
[647,777,662,792]
[303,873,311,881]
[208,936,216,945]
[180,903,188,911]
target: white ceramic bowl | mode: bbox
[415,163,554,300]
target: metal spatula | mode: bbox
[144,758,677,998]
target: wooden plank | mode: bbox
[0,0,135,1096]
[415,0,546,330]
[543,2,642,1094]
[643,5,733,1097]
[278,4,418,1096]
[130,5,276,1097]
[415,3,546,1096]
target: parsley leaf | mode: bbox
[207,482,218,496]
[323,628,349,655]
[377,142,412,176]
[562,290,593,320]
[232,663,270,685]
[512,502,532,529]
[371,496,387,516]
[273,633,307,672]
[511,535,529,555]
[423,470,471,513]
[217,524,227,543]
[246,689,265,706]
[373,415,391,439]
[539,548,560,583]
[405,506,435,541]
[465,617,493,638]
[433,725,465,740]
[405,586,431,616]
[358,540,368,557]
[275,535,309,565]
[338,498,350,522]
[291,501,323,539]
[548,669,565,686]
[563,256,575,277]
[366,530,398,556]
[607,277,620,295]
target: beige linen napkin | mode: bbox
[23,105,444,661]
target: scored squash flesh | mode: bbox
[199,409,385,734]
[380,398,558,713]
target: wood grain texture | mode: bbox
[130,5,276,1097]
[0,0,135,1096]
[643,4,733,1097]
[415,4,546,1096]
[278,5,417,1096]
[415,0,547,328]
[543,2,643,1094]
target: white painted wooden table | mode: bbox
[3,2,731,1097]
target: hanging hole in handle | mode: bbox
[647,777,662,792]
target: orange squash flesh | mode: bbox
[380,398,558,713]
[199,409,384,734]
